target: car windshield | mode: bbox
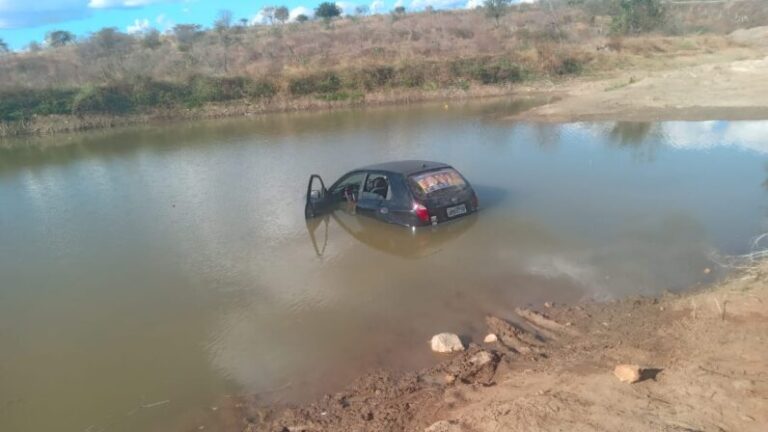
[409,168,467,196]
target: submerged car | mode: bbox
[305,160,479,227]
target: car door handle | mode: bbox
[380,207,389,214]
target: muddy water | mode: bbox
[1,100,767,431]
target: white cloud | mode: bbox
[370,0,384,13]
[336,1,356,15]
[410,0,468,10]
[126,18,150,33]
[289,6,311,21]
[465,0,482,8]
[394,0,404,8]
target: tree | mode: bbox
[355,5,370,15]
[296,14,310,23]
[173,24,203,51]
[214,10,235,73]
[90,27,134,57]
[275,6,290,24]
[214,9,233,31]
[483,0,512,27]
[0,38,9,54]
[45,30,75,48]
[393,6,406,15]
[315,2,342,23]
[613,0,665,34]
[26,41,42,53]
[261,6,276,24]
[141,28,162,49]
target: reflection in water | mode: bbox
[307,211,477,259]
[1,101,767,432]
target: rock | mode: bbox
[425,420,461,432]
[544,301,553,308]
[614,364,642,383]
[483,333,498,343]
[430,333,464,353]
[469,350,493,367]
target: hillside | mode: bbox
[1,0,767,135]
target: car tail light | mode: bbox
[413,202,430,222]
[471,193,479,209]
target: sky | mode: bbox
[0,0,531,50]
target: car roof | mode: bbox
[359,160,452,176]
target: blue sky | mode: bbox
[0,0,511,50]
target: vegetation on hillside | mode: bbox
[0,0,764,125]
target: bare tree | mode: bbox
[262,6,276,25]
[483,0,512,27]
[0,38,9,55]
[214,10,235,73]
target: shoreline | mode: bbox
[0,85,535,139]
[196,261,768,432]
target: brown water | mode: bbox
[1,100,767,431]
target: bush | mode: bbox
[555,56,584,75]
[396,64,426,88]
[450,58,525,84]
[245,80,277,99]
[0,88,76,121]
[129,78,184,108]
[72,85,133,115]
[289,72,342,95]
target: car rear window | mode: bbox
[409,168,467,196]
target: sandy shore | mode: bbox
[512,35,768,122]
[186,258,768,432]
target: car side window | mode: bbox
[331,172,366,202]
[361,173,391,201]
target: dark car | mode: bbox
[304,160,478,227]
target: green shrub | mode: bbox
[245,80,277,99]
[71,85,133,115]
[289,72,342,95]
[555,56,584,75]
[0,88,76,121]
[396,64,426,88]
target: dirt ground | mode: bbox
[191,259,768,432]
[513,28,768,122]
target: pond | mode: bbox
[1,100,766,431]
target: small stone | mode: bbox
[614,364,642,383]
[704,267,712,274]
[430,333,464,353]
[544,302,553,308]
[425,420,461,432]
[483,333,498,343]
[444,374,456,384]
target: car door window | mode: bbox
[361,173,390,201]
[331,172,366,202]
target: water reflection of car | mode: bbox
[306,209,478,258]
[305,160,479,227]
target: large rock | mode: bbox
[614,364,641,383]
[430,333,464,353]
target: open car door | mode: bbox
[305,174,330,219]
